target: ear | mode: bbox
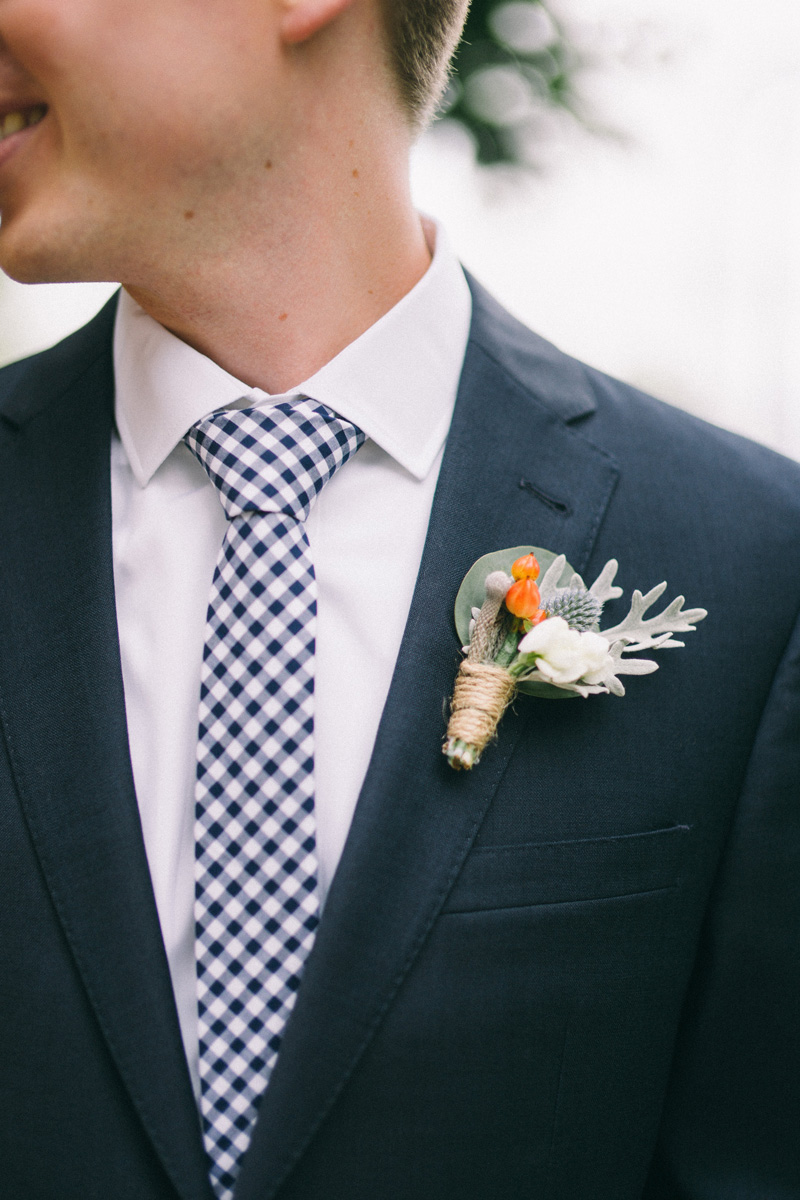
[280,0,355,45]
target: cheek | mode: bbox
[0,1,91,82]
[2,0,282,214]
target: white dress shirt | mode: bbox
[111,222,472,1097]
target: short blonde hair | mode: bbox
[381,0,470,128]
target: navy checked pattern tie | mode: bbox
[184,399,364,1200]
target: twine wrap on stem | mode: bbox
[443,660,517,770]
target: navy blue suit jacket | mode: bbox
[1,281,799,1199]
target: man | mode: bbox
[0,1,798,1197]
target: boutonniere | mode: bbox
[444,545,707,771]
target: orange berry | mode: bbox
[505,577,541,619]
[511,552,540,581]
[522,608,548,632]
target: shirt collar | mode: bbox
[113,219,472,487]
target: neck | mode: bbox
[123,138,430,394]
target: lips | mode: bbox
[0,104,47,143]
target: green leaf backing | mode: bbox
[454,545,579,701]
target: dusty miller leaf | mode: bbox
[538,555,568,605]
[589,640,659,697]
[599,584,707,652]
[588,559,624,604]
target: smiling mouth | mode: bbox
[0,105,47,143]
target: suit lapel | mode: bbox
[236,281,620,1199]
[0,302,213,1200]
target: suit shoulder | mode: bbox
[580,362,800,513]
[466,274,800,514]
[0,295,118,424]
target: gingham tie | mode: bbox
[184,399,365,1200]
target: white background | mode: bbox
[2,0,800,461]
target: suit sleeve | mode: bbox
[643,606,800,1199]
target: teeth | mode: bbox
[0,105,46,143]
[0,112,24,138]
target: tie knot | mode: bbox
[184,399,365,522]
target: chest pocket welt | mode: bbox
[441,824,691,914]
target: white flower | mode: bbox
[518,617,614,685]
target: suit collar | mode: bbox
[465,273,598,424]
[236,284,617,1199]
[0,307,213,1200]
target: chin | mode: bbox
[0,253,60,285]
[0,210,108,285]
[1,237,67,285]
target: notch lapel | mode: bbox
[236,281,620,1199]
[0,303,213,1200]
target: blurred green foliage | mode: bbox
[443,0,578,165]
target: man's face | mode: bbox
[0,0,287,283]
